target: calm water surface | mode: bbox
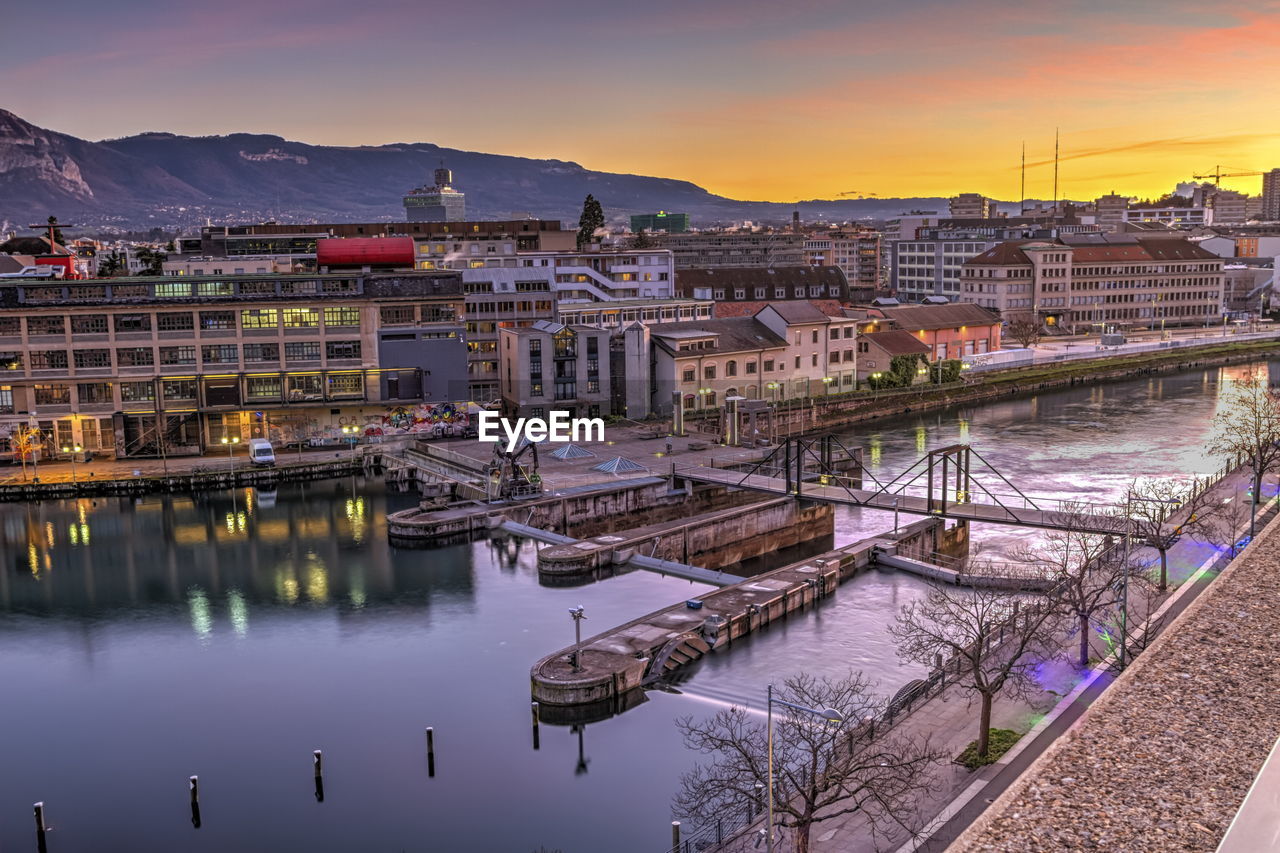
[0,361,1264,851]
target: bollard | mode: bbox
[34,801,48,852]
[189,776,202,829]
[426,727,436,777]
[313,750,325,803]
[531,702,541,751]
[671,820,681,852]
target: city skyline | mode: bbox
[5,0,1279,204]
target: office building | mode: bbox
[404,166,466,222]
[803,229,880,294]
[950,193,994,219]
[1262,168,1280,221]
[652,231,807,268]
[630,212,690,233]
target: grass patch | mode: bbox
[955,728,1022,769]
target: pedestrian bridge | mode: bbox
[671,436,1135,536]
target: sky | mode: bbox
[4,0,1280,202]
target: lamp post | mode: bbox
[61,444,83,484]
[765,684,844,853]
[821,376,834,396]
[568,605,586,673]
[220,435,239,470]
[342,425,360,462]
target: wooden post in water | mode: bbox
[531,702,541,750]
[314,750,325,802]
[189,776,202,829]
[34,801,48,852]
[426,727,436,777]
[671,820,681,852]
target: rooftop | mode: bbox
[650,317,787,355]
[861,329,932,356]
[875,302,1001,331]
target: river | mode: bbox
[0,360,1264,852]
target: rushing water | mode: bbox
[0,361,1265,852]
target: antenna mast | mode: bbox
[1020,141,1026,214]
[1052,129,1060,212]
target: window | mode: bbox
[117,347,154,367]
[326,341,361,360]
[705,365,716,380]
[285,341,321,361]
[283,307,320,328]
[322,279,357,294]
[0,351,23,370]
[727,360,738,377]
[73,349,110,369]
[287,374,323,399]
[120,381,155,402]
[811,354,819,367]
[160,346,196,365]
[246,376,283,399]
[0,317,18,335]
[201,345,238,364]
[28,316,66,335]
[746,362,757,374]
[162,379,198,402]
[326,373,364,396]
[380,306,415,325]
[154,282,192,298]
[200,311,235,331]
[830,328,840,340]
[829,351,840,364]
[244,343,280,362]
[196,281,233,297]
[240,308,278,329]
[72,315,109,334]
[811,331,819,344]
[157,312,194,332]
[114,314,151,333]
[0,386,13,414]
[764,359,775,372]
[324,306,360,327]
[77,382,112,404]
[34,384,71,405]
[682,367,696,383]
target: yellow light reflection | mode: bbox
[306,559,329,604]
[27,544,39,579]
[869,435,882,468]
[188,587,212,640]
[958,417,970,443]
[228,589,248,637]
[44,522,55,549]
[276,569,300,605]
[915,425,927,455]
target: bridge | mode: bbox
[672,436,1134,536]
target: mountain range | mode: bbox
[0,109,965,232]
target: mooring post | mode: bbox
[671,820,681,852]
[34,801,48,852]
[189,776,202,829]
[532,701,541,750]
[313,750,325,802]
[426,727,436,777]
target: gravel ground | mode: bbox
[954,516,1280,852]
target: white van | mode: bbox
[248,438,276,467]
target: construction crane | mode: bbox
[27,215,73,249]
[1192,166,1263,185]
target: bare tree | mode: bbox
[1005,316,1041,349]
[674,672,938,853]
[1194,491,1255,559]
[1011,511,1148,668]
[1126,476,1213,591]
[891,587,1055,762]
[1206,369,1280,540]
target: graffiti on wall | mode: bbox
[376,402,469,435]
[266,402,472,446]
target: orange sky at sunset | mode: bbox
[4,0,1280,202]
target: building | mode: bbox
[960,235,1224,331]
[652,231,807,268]
[164,255,306,276]
[498,321,613,420]
[1221,260,1275,317]
[459,249,676,400]
[677,266,855,313]
[1262,168,1280,221]
[803,229,880,294]
[1206,189,1249,225]
[855,330,932,383]
[0,271,468,459]
[870,302,1002,361]
[404,166,466,222]
[1123,207,1207,226]
[630,212,690,233]
[891,235,1003,302]
[1095,193,1129,231]
[649,303,862,414]
[950,193,994,219]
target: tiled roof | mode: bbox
[711,298,844,319]
[971,236,1220,267]
[650,317,787,354]
[675,265,848,294]
[877,302,1001,331]
[759,301,831,324]
[862,329,931,356]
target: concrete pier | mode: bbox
[529,517,963,706]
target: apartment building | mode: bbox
[871,302,1002,361]
[650,303,862,414]
[950,193,994,219]
[498,321,614,420]
[891,235,1002,301]
[960,235,1224,330]
[1262,168,1280,221]
[1123,207,1207,226]
[0,271,467,459]
[652,231,807,268]
[459,249,676,400]
[803,229,881,294]
[677,266,855,315]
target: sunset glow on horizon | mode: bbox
[5,0,1280,202]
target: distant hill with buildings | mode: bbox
[0,109,960,230]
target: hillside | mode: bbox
[0,109,957,230]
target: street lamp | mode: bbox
[568,605,587,673]
[342,425,360,462]
[220,435,240,470]
[765,684,844,853]
[61,444,83,484]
